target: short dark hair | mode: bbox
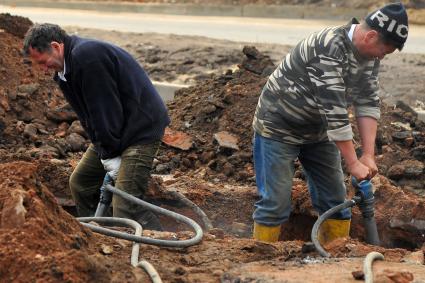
[361,21,401,49]
[23,23,68,56]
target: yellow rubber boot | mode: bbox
[318,219,351,245]
[253,222,281,243]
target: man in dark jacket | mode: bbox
[23,23,170,230]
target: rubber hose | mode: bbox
[78,184,203,247]
[108,184,203,245]
[311,199,357,257]
[79,217,162,282]
[168,189,213,231]
[78,185,203,281]
[364,251,384,283]
[126,218,163,283]
[137,261,162,283]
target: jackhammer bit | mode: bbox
[94,173,114,217]
[352,178,381,246]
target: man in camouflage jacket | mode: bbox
[252,3,409,243]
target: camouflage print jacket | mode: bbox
[253,19,380,144]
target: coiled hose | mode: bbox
[363,251,384,283]
[311,198,358,257]
[81,184,203,247]
[78,184,204,282]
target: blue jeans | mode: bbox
[253,133,351,226]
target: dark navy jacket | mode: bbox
[55,36,170,159]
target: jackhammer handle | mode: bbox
[351,177,373,200]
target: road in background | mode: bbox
[2,5,425,54]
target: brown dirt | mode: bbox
[0,161,140,282]
[0,13,425,282]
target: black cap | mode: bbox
[365,2,409,50]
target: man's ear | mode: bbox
[50,41,64,58]
[364,30,379,45]
[50,41,62,51]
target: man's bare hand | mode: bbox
[359,154,378,178]
[347,159,370,181]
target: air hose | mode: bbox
[79,217,162,283]
[79,184,203,247]
[311,179,380,257]
[363,251,384,283]
[311,199,358,257]
[78,174,205,282]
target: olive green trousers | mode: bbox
[69,142,162,230]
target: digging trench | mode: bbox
[51,80,425,256]
[60,173,425,252]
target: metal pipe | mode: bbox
[311,199,358,257]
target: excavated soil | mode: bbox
[0,161,142,282]
[0,13,424,282]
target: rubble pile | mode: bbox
[374,103,425,195]
[155,46,274,183]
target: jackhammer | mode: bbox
[311,178,380,257]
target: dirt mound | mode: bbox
[0,14,82,197]
[0,13,32,38]
[155,46,273,183]
[0,161,137,282]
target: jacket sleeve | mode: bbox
[352,60,381,120]
[76,60,124,159]
[306,54,353,141]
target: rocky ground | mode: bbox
[0,12,424,283]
